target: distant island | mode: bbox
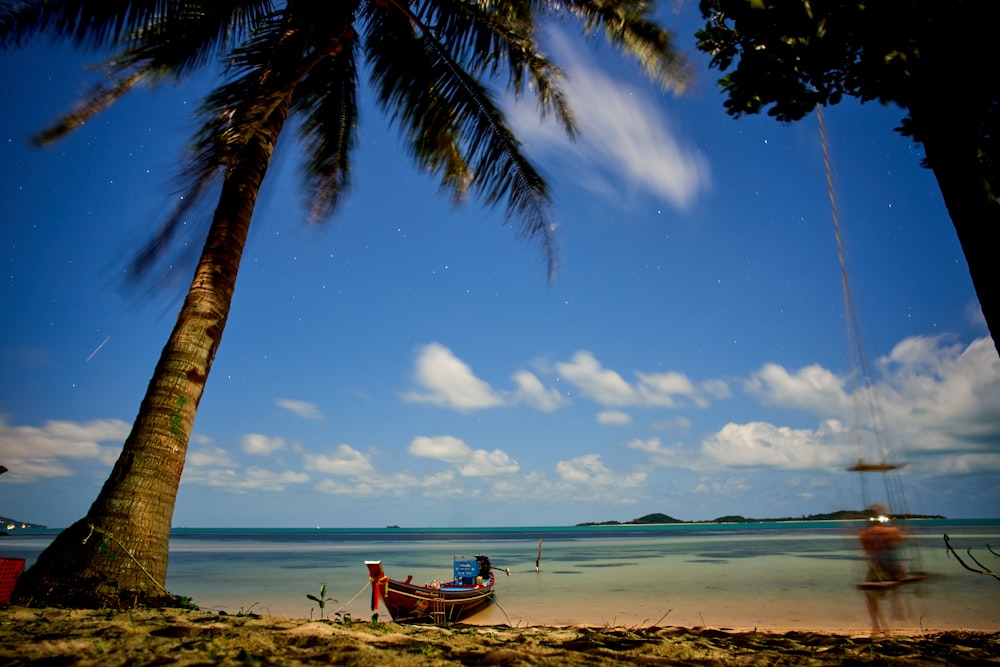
[576,510,945,526]
[0,515,50,535]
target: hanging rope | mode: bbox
[82,523,169,595]
[817,108,925,587]
[817,107,907,512]
[818,107,865,466]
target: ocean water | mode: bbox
[3,520,998,633]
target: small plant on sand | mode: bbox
[169,594,199,610]
[235,603,261,618]
[417,643,440,657]
[307,584,335,620]
[360,614,392,633]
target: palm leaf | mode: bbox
[293,38,360,224]
[559,0,691,91]
[420,0,577,137]
[366,1,556,277]
[0,1,275,52]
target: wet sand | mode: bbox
[1,606,997,666]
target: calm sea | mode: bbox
[3,520,998,633]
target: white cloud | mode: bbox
[402,343,505,411]
[409,435,472,463]
[409,435,520,477]
[636,371,696,406]
[314,471,426,498]
[963,299,987,329]
[0,416,126,483]
[508,29,708,209]
[419,470,459,490]
[276,399,324,420]
[556,351,638,405]
[556,453,646,490]
[187,445,238,468]
[626,437,685,466]
[597,410,632,425]
[918,452,1000,474]
[511,370,569,412]
[701,379,732,400]
[242,434,286,455]
[459,449,520,477]
[700,419,855,471]
[737,335,1000,471]
[744,362,849,416]
[182,437,309,492]
[693,476,752,495]
[304,444,374,475]
[556,350,713,408]
[184,467,309,493]
[875,335,1000,454]
[418,470,472,499]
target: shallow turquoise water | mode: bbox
[4,520,998,632]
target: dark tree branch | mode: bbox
[943,534,1000,582]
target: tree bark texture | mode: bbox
[908,96,1000,360]
[14,96,292,609]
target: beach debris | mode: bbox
[943,534,1000,582]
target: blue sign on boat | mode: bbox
[453,557,479,584]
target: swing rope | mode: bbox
[817,107,907,514]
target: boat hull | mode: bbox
[366,560,495,624]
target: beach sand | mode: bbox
[1,606,997,666]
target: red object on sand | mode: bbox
[0,558,25,604]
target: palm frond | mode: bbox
[366,6,556,278]
[30,65,145,145]
[1,1,176,49]
[191,9,307,166]
[417,0,577,138]
[122,1,278,78]
[130,5,304,280]
[1,1,274,67]
[14,1,280,147]
[292,24,360,224]
[555,0,690,91]
[365,2,469,193]
[126,166,220,280]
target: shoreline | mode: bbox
[2,606,997,666]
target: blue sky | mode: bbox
[1,5,997,528]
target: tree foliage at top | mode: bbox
[696,0,1000,357]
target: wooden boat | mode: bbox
[366,555,498,624]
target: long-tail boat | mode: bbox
[365,555,500,624]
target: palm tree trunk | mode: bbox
[14,96,292,609]
[908,97,1000,360]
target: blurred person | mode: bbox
[858,503,907,634]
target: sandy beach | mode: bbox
[1,605,997,666]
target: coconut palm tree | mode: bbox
[2,0,687,607]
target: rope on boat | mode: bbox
[82,523,169,595]
[329,581,375,618]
